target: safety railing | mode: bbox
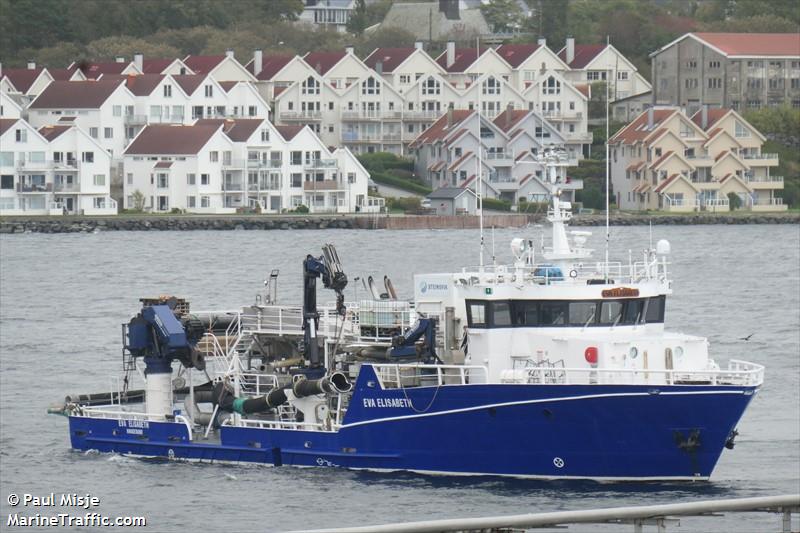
[223,417,328,432]
[239,372,279,396]
[500,359,764,387]
[372,364,489,389]
[78,407,194,439]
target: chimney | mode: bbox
[446,103,454,127]
[446,41,456,68]
[315,63,322,74]
[414,41,424,51]
[505,102,513,130]
[375,61,383,75]
[27,60,36,70]
[115,56,125,63]
[134,52,143,72]
[566,37,575,65]
[701,105,708,130]
[226,49,234,59]
[647,107,654,129]
[345,45,354,55]
[253,49,263,76]
[537,38,546,47]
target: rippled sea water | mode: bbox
[1,224,798,532]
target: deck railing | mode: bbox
[372,364,489,388]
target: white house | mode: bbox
[298,0,356,33]
[0,118,115,215]
[557,38,652,101]
[26,79,137,159]
[1,91,23,119]
[122,120,370,214]
[183,53,257,83]
[1,62,55,99]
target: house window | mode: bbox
[709,60,720,69]
[104,127,113,139]
[617,71,629,80]
[708,78,722,89]
[543,76,561,95]
[201,196,210,207]
[187,196,196,208]
[201,173,210,185]
[422,77,440,96]
[82,152,94,163]
[348,172,356,184]
[291,173,302,187]
[261,129,269,142]
[248,105,257,116]
[164,84,172,97]
[89,128,98,139]
[290,151,302,165]
[187,173,196,185]
[93,174,105,186]
[361,77,380,95]
[482,76,500,95]
[15,129,26,142]
[400,75,410,84]
[302,76,320,95]
[127,173,133,185]
[735,120,750,138]
[204,84,213,97]
[1,175,13,189]
[113,105,122,116]
[210,151,218,162]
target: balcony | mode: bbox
[305,158,338,169]
[244,159,283,169]
[223,179,244,191]
[562,131,593,143]
[541,110,584,120]
[148,115,185,124]
[53,159,79,170]
[484,152,514,165]
[303,180,342,191]
[16,159,52,170]
[403,110,442,121]
[279,111,322,121]
[751,197,788,211]
[16,183,53,193]
[746,175,784,189]
[742,152,779,165]
[54,180,80,192]
[341,110,404,121]
[124,114,148,125]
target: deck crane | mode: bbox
[302,244,347,374]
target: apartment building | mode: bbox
[299,0,356,33]
[0,118,115,215]
[122,120,369,214]
[557,38,652,101]
[26,80,136,159]
[610,106,785,212]
[650,32,800,112]
[409,107,581,205]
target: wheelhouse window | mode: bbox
[491,301,512,327]
[466,300,487,328]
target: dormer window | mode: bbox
[482,76,500,95]
[302,76,320,95]
[361,77,380,96]
[543,76,561,95]
[422,77,440,96]
[163,84,172,98]
[735,120,750,138]
[204,84,213,97]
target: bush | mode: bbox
[481,197,512,211]
[358,152,414,172]
[386,197,422,213]
[727,192,742,211]
[370,170,432,195]
[292,204,309,214]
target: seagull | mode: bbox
[739,333,755,341]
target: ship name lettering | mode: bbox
[362,397,410,408]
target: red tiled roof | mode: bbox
[172,74,205,95]
[519,173,533,185]
[218,81,237,93]
[654,174,679,193]
[246,55,294,80]
[103,74,164,96]
[410,110,472,148]
[303,51,346,75]
[48,68,78,81]
[78,61,131,78]
[493,109,527,133]
[692,33,800,57]
[610,109,677,144]
[448,151,473,171]
[141,58,176,74]
[495,43,541,68]
[714,150,729,162]
[195,118,263,142]
[0,118,19,136]
[574,83,590,98]
[154,161,173,168]
[558,44,606,68]
[1,68,46,93]
[435,48,487,73]
[363,48,415,73]
[125,124,221,155]
[690,108,729,130]
[443,128,468,146]
[275,125,304,141]
[649,150,675,169]
[626,161,646,172]
[38,125,70,141]
[183,55,225,74]
[29,80,124,109]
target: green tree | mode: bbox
[525,0,570,47]
[480,0,524,33]
[347,0,369,36]
[703,14,799,33]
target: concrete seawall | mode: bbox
[0,212,797,234]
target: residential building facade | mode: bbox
[0,118,116,215]
[650,33,800,113]
[610,107,785,212]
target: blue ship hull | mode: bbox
[67,367,757,480]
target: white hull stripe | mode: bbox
[340,390,747,429]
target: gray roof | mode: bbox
[380,2,490,41]
[427,187,474,199]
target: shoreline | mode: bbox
[0,212,797,234]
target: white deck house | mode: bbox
[410,107,581,205]
[122,120,370,214]
[0,118,115,215]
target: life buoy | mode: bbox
[569,269,578,278]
